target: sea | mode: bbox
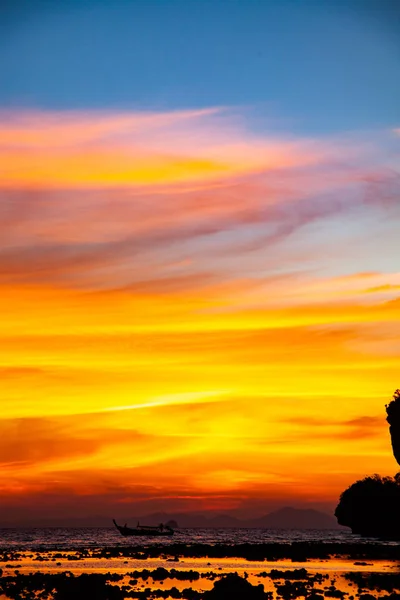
[0,527,397,551]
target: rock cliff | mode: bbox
[386,389,400,466]
[335,389,400,539]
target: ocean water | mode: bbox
[0,527,396,551]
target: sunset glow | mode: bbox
[1,102,399,523]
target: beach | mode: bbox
[0,529,399,599]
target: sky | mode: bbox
[0,0,399,525]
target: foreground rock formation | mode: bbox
[335,389,400,539]
[203,573,268,599]
[386,389,400,466]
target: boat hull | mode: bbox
[113,519,174,537]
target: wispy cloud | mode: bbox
[0,108,321,188]
[0,108,399,291]
[100,390,229,413]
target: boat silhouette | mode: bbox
[113,519,174,537]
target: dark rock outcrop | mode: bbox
[334,474,400,538]
[203,573,268,599]
[386,389,400,466]
[335,389,400,539]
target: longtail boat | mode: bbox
[113,519,174,537]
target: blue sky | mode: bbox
[1,0,399,133]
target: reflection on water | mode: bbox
[1,528,399,600]
[1,553,398,576]
[0,561,399,600]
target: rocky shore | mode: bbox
[0,544,399,600]
[0,563,399,600]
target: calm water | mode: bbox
[0,527,397,551]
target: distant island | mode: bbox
[131,507,340,530]
[164,519,178,529]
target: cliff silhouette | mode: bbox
[386,389,400,466]
[335,389,400,539]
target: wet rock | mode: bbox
[269,568,309,580]
[274,579,312,599]
[203,572,268,599]
[324,587,346,598]
[345,572,400,594]
[80,542,400,562]
[0,572,125,600]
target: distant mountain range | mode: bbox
[133,507,341,530]
[4,506,342,529]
